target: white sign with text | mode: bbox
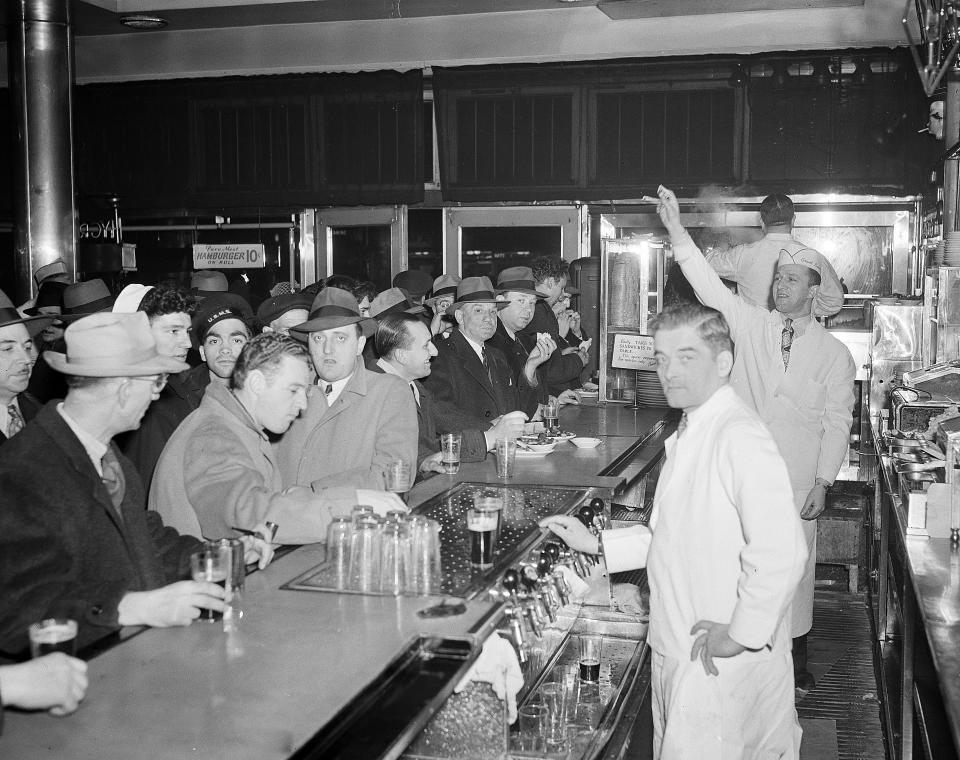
[192,243,265,269]
[611,333,656,371]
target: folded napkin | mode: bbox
[455,632,524,722]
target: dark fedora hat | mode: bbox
[23,280,67,317]
[0,289,55,338]
[369,287,427,321]
[256,291,313,326]
[496,266,547,298]
[446,276,511,316]
[289,287,378,339]
[60,279,115,320]
[393,269,434,300]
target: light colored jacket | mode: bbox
[676,230,856,491]
[603,385,807,660]
[149,381,355,544]
[275,358,418,491]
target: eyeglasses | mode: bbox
[128,374,169,392]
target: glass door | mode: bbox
[301,206,406,291]
[443,205,586,277]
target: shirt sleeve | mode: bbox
[672,230,753,338]
[721,420,808,650]
[817,345,857,484]
[600,525,653,573]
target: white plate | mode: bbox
[516,448,551,457]
[553,432,576,441]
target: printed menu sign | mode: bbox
[192,243,266,269]
[611,334,656,371]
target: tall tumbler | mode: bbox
[408,517,442,595]
[326,516,352,590]
[379,523,408,595]
[347,516,381,593]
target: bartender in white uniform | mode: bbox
[657,185,855,691]
[542,302,807,759]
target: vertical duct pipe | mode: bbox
[943,70,960,235]
[8,0,76,303]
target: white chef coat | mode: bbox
[706,232,811,311]
[675,230,856,635]
[601,384,807,759]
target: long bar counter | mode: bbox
[874,427,960,760]
[0,402,673,759]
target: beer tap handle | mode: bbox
[536,554,552,578]
[542,542,561,564]
[502,568,520,598]
[520,565,538,592]
[551,568,570,607]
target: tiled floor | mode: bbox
[797,590,886,760]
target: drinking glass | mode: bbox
[326,516,353,590]
[467,506,498,568]
[439,432,462,474]
[379,523,408,595]
[351,505,375,525]
[210,537,245,598]
[542,398,559,432]
[28,618,77,658]
[518,702,548,752]
[386,458,412,502]
[408,517,442,594]
[578,634,603,682]
[347,516,381,593]
[190,544,230,621]
[495,437,517,479]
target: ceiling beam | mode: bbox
[598,0,863,19]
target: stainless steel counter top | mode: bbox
[0,402,673,759]
[875,429,960,754]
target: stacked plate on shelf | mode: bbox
[944,231,960,266]
[633,370,669,407]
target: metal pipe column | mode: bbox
[8,0,76,303]
[943,71,960,235]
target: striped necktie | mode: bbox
[481,348,493,385]
[677,412,688,437]
[100,447,126,521]
[781,318,794,369]
[6,403,23,438]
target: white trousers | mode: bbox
[790,488,816,638]
[651,648,802,760]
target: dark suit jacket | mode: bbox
[368,362,488,466]
[116,373,199,492]
[27,338,68,403]
[0,403,201,655]
[488,320,547,417]
[0,392,42,446]
[422,328,520,433]
[520,300,584,395]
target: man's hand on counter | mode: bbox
[538,515,599,554]
[800,483,828,520]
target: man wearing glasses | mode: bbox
[0,313,272,655]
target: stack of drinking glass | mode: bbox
[326,506,443,595]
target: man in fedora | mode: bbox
[423,276,529,434]
[393,269,434,306]
[0,312,273,654]
[520,257,590,396]
[489,266,558,417]
[28,278,115,404]
[116,286,200,491]
[179,293,253,406]
[0,290,55,445]
[152,333,366,543]
[425,274,460,337]
[256,291,312,336]
[274,288,415,504]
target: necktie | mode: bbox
[677,412,688,437]
[6,403,23,438]
[100,447,126,521]
[781,318,794,369]
[481,348,493,386]
[410,382,421,408]
[324,383,333,396]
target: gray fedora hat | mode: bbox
[289,287,378,339]
[0,289,55,338]
[44,312,190,377]
[446,276,510,316]
[369,287,427,320]
[496,266,547,298]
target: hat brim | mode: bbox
[43,351,190,377]
[496,286,547,299]
[289,315,378,339]
[0,313,57,338]
[446,299,511,317]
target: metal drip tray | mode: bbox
[283,483,588,599]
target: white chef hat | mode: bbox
[777,248,844,317]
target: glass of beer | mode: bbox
[578,634,603,682]
[190,544,230,621]
[28,618,77,658]
[467,503,499,568]
[542,398,560,433]
[440,432,461,474]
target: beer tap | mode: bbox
[522,564,555,624]
[540,544,572,605]
[503,568,542,639]
[576,506,599,567]
[588,497,608,530]
[535,554,562,617]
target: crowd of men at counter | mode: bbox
[0,188,857,760]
